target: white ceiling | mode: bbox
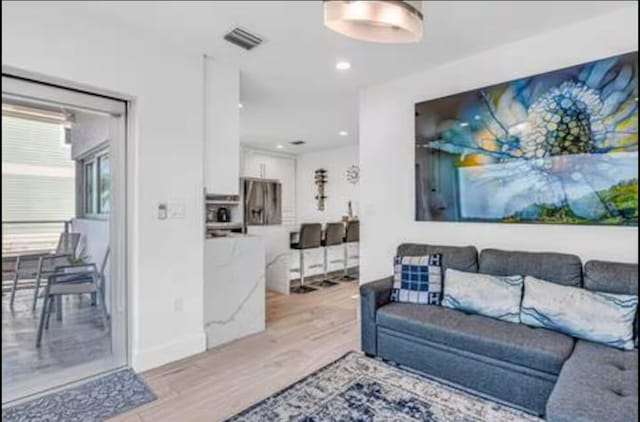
[55,1,633,153]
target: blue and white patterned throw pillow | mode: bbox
[521,275,639,350]
[390,254,442,305]
[442,269,524,323]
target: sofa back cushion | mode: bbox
[397,244,478,273]
[583,260,638,295]
[479,249,582,287]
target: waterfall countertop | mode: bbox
[246,226,291,295]
[203,234,265,349]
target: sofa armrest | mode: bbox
[360,276,393,356]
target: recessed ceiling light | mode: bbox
[238,103,244,109]
[336,61,351,70]
[459,122,469,127]
[276,144,284,149]
[339,131,348,136]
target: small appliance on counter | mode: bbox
[217,207,230,223]
[205,193,243,237]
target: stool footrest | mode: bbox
[290,285,317,294]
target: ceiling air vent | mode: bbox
[290,140,306,146]
[223,27,263,51]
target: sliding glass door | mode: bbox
[2,75,128,404]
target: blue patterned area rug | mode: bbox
[227,352,543,422]
[2,369,156,422]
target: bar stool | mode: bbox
[311,222,343,288]
[340,220,359,281]
[290,223,322,294]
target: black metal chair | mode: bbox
[340,220,359,281]
[290,223,322,294]
[311,222,344,288]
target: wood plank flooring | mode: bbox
[112,281,360,422]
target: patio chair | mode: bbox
[36,263,108,348]
[9,232,80,310]
[92,247,110,316]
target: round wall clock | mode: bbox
[346,164,359,185]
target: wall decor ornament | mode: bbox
[415,51,638,226]
[346,164,360,185]
[315,168,328,211]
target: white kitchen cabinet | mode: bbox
[204,57,239,195]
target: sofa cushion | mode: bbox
[397,244,478,273]
[376,302,574,374]
[521,275,637,350]
[479,249,582,287]
[547,340,638,422]
[584,260,638,295]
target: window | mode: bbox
[83,150,110,217]
[98,155,110,214]
[84,161,95,215]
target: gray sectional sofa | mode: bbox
[360,244,638,420]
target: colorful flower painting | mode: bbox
[415,52,638,226]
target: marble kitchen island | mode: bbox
[247,225,291,295]
[204,234,265,349]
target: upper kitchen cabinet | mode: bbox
[204,56,240,195]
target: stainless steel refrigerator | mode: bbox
[243,178,282,226]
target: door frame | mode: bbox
[1,67,134,405]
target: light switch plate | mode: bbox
[169,202,186,219]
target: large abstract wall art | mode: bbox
[415,52,638,226]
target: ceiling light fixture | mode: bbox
[323,0,424,44]
[276,144,284,149]
[336,61,351,70]
[238,103,244,109]
[339,131,348,136]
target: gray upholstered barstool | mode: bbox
[340,220,359,281]
[311,222,344,288]
[290,223,322,294]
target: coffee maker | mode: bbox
[217,207,230,223]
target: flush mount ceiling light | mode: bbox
[339,130,349,136]
[323,0,424,44]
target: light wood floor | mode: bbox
[112,281,360,422]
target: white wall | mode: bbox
[2,2,206,371]
[359,8,639,283]
[296,145,359,225]
[71,112,110,160]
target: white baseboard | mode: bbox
[132,331,206,373]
